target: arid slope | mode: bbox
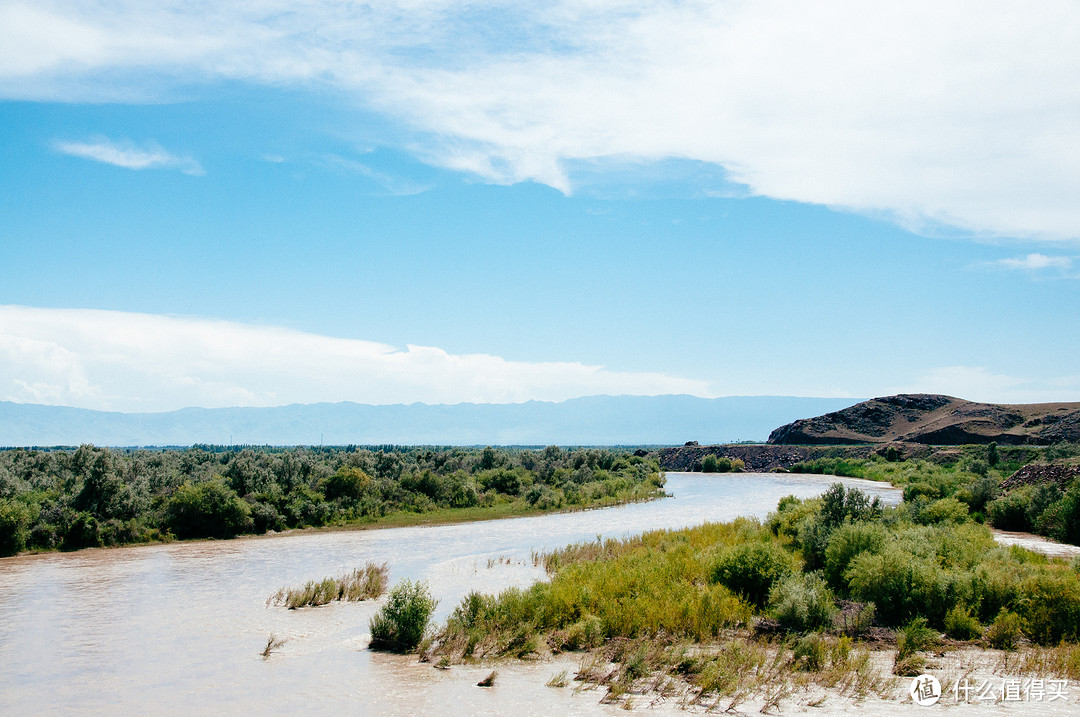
[767,393,1080,445]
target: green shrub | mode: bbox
[984,609,1023,650]
[792,632,828,671]
[943,604,982,641]
[987,489,1033,532]
[1028,483,1062,526]
[965,474,1000,514]
[249,501,286,533]
[445,472,479,508]
[321,467,372,501]
[845,547,949,626]
[562,614,605,650]
[819,484,881,527]
[62,511,102,550]
[282,485,332,527]
[1017,571,1080,644]
[894,616,938,675]
[768,572,836,632]
[917,497,970,526]
[711,541,795,608]
[701,455,737,473]
[1036,482,1080,545]
[893,652,926,676]
[369,579,438,653]
[767,495,818,541]
[823,522,887,589]
[0,498,31,556]
[893,617,937,676]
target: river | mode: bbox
[0,473,901,715]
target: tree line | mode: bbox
[0,445,662,556]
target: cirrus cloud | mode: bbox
[2,2,1080,239]
[54,137,205,175]
[0,305,712,412]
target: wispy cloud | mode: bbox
[993,253,1073,272]
[318,153,431,196]
[54,137,204,175]
[6,2,1080,239]
[0,305,711,412]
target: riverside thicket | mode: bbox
[426,481,1080,708]
[0,445,663,555]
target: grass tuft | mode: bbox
[260,633,286,659]
[546,670,568,687]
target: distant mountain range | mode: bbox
[0,395,860,447]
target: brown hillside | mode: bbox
[767,394,1080,445]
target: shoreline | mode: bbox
[6,472,1078,563]
[0,486,670,561]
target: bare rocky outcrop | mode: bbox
[1000,463,1080,491]
[767,394,1080,446]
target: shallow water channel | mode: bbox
[0,473,901,715]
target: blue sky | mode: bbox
[1,1,1079,412]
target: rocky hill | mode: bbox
[767,394,1080,445]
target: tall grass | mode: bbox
[268,562,389,608]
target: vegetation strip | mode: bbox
[786,442,1080,547]
[0,445,663,556]
[268,562,389,608]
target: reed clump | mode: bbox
[268,562,389,608]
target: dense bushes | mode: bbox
[768,572,836,631]
[165,481,252,539]
[711,541,794,607]
[768,484,1080,643]
[423,478,1080,692]
[0,445,663,554]
[699,454,744,473]
[0,498,32,556]
[787,450,1080,549]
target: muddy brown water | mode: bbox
[0,473,938,715]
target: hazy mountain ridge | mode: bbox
[0,395,860,447]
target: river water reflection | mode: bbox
[0,473,900,715]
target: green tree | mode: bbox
[322,466,372,501]
[0,498,32,556]
[165,480,252,539]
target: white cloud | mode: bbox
[5,2,1080,239]
[888,366,1080,404]
[0,305,711,412]
[994,253,1073,271]
[54,137,204,175]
